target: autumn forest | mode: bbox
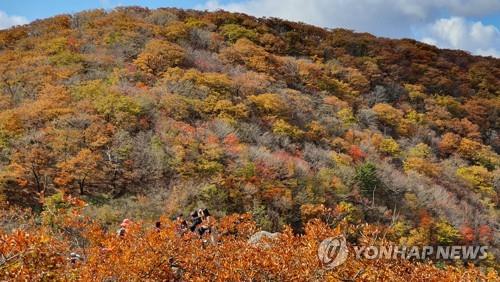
[0,6,499,281]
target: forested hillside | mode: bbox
[0,7,499,279]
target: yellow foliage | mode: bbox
[161,21,189,41]
[434,219,462,245]
[337,107,356,125]
[404,83,427,102]
[458,138,499,168]
[372,103,403,127]
[160,94,195,120]
[378,137,400,155]
[403,157,440,177]
[162,67,233,98]
[248,93,287,115]
[134,39,185,75]
[323,95,349,110]
[272,119,303,138]
[405,110,425,124]
[402,227,430,246]
[306,121,327,140]
[220,38,275,72]
[407,143,432,158]
[456,166,495,197]
[331,152,353,166]
[439,132,461,155]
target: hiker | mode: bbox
[69,252,82,265]
[189,211,202,233]
[197,209,209,236]
[174,214,188,236]
[117,218,131,237]
[168,256,183,279]
[198,208,215,240]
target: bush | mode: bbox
[372,103,403,127]
[434,219,461,245]
[355,162,381,198]
[219,24,257,43]
[456,166,495,197]
[403,157,440,177]
[134,39,185,75]
[272,119,303,139]
[378,138,400,156]
[248,93,287,116]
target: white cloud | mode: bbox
[0,10,28,30]
[439,0,500,17]
[199,0,434,37]
[476,48,500,57]
[99,0,111,7]
[422,17,500,57]
[199,0,500,57]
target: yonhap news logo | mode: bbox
[318,235,489,269]
[352,245,489,260]
[317,235,349,269]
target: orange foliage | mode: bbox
[0,207,495,281]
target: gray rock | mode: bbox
[248,231,280,248]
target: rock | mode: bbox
[248,231,280,248]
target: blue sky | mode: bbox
[1,0,499,57]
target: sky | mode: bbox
[1,0,499,57]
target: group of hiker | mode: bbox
[68,208,215,265]
[115,208,214,239]
[175,208,214,238]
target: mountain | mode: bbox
[0,7,498,279]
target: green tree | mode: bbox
[355,162,382,207]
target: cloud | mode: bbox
[421,17,500,57]
[199,0,500,57]
[0,10,28,30]
[438,0,500,17]
[99,0,112,7]
[98,0,123,9]
[199,0,433,37]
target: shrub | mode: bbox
[456,166,495,197]
[337,108,356,125]
[407,143,432,159]
[438,132,460,155]
[403,157,440,177]
[272,119,303,139]
[434,219,462,245]
[134,39,185,75]
[355,162,381,198]
[378,138,400,155]
[219,24,257,43]
[372,103,402,127]
[248,93,287,116]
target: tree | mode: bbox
[456,166,495,197]
[161,21,189,41]
[438,132,460,156]
[348,145,366,162]
[2,143,54,208]
[378,137,400,156]
[434,219,461,245]
[272,119,303,139]
[355,162,382,206]
[220,38,276,72]
[403,157,440,178]
[134,39,185,75]
[248,93,287,116]
[54,149,101,195]
[219,24,257,43]
[372,103,403,127]
[457,138,499,169]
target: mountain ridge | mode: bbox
[0,6,498,279]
